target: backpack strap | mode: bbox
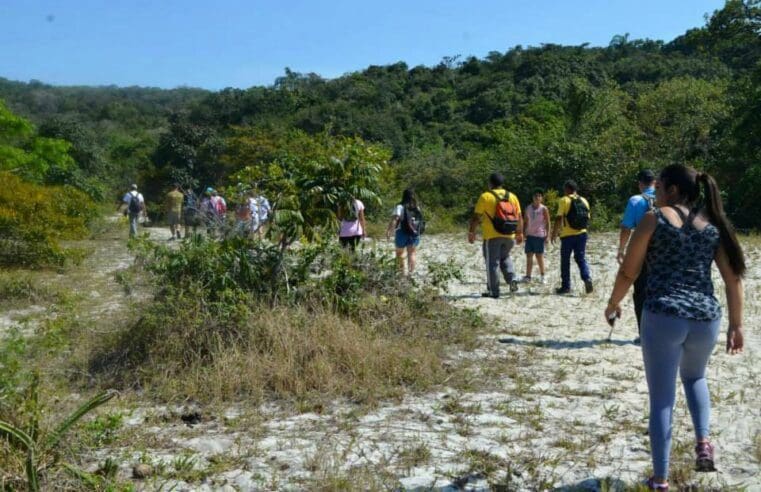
[669,205,696,229]
[489,190,509,201]
[486,190,510,220]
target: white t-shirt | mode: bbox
[248,196,271,230]
[122,191,145,212]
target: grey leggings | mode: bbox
[641,309,720,479]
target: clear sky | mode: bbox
[0,0,725,90]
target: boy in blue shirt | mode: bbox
[617,169,656,343]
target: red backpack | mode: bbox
[488,191,519,234]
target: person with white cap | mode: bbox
[119,183,145,239]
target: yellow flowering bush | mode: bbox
[0,172,96,267]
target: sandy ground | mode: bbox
[3,227,759,490]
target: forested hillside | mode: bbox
[2,0,759,226]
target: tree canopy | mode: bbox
[1,0,759,227]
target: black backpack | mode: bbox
[565,196,589,230]
[128,192,142,214]
[402,205,425,236]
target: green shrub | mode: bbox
[0,172,96,267]
[90,236,482,403]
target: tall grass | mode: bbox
[87,237,482,404]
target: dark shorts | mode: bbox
[524,235,546,254]
[395,228,420,249]
[183,209,202,226]
[339,235,362,250]
[167,211,181,226]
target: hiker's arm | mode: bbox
[515,209,524,245]
[550,216,562,244]
[617,227,632,265]
[606,212,656,319]
[386,214,399,240]
[467,213,481,244]
[359,208,367,238]
[716,245,744,354]
[543,207,551,243]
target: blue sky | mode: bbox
[0,0,724,90]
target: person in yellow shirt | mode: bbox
[551,179,593,294]
[165,184,184,240]
[468,173,524,298]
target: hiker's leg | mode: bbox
[483,239,500,296]
[395,248,405,273]
[526,253,534,278]
[633,265,648,335]
[680,317,720,441]
[499,238,515,284]
[395,229,408,274]
[129,213,138,238]
[536,253,546,276]
[641,309,688,482]
[572,233,591,281]
[407,245,417,274]
[559,237,572,290]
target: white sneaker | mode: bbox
[538,276,546,284]
[520,276,531,283]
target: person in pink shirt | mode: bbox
[521,188,550,284]
[337,197,366,251]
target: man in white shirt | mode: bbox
[248,191,271,238]
[120,183,145,238]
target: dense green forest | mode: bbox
[2,0,760,240]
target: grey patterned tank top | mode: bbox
[644,207,721,321]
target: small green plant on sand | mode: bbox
[426,258,465,292]
[0,373,116,491]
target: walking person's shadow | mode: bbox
[498,337,635,349]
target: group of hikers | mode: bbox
[119,163,745,491]
[119,184,270,240]
[465,165,745,491]
[331,164,746,491]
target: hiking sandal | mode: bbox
[695,441,717,472]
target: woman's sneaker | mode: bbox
[695,441,716,471]
[519,275,531,283]
[645,477,669,490]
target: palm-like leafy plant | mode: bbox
[0,375,117,491]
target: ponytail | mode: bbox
[401,188,417,209]
[699,172,746,277]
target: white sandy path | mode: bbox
[101,232,759,491]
